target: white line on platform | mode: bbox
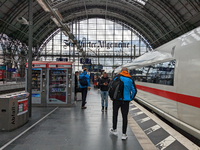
[133,111,144,116]
[0,107,59,150]
[144,124,161,135]
[130,107,139,111]
[137,117,151,124]
[156,136,176,150]
[131,100,200,150]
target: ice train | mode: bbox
[114,26,200,140]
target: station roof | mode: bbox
[0,0,200,49]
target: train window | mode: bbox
[130,60,176,86]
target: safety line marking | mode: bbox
[0,107,59,150]
[144,124,161,135]
[132,111,144,116]
[137,117,151,124]
[131,100,200,150]
[156,136,176,150]
[130,107,139,111]
[128,114,157,150]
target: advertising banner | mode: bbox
[17,99,28,115]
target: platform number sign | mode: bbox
[80,58,91,64]
[87,59,91,64]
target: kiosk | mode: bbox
[25,61,75,107]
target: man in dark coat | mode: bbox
[99,72,110,112]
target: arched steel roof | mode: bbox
[0,0,199,48]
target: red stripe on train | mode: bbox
[136,84,200,108]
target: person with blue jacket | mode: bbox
[110,67,136,140]
[79,68,91,109]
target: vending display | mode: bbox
[26,61,75,106]
[25,62,48,105]
[48,69,67,103]
[32,69,41,92]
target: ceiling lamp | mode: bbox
[36,0,51,12]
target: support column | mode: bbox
[131,30,132,61]
[28,0,33,118]
[139,38,141,56]
[52,35,54,61]
[60,30,62,58]
[113,20,115,68]
[122,25,124,65]
[134,45,136,59]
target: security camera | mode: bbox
[16,17,29,25]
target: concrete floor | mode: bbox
[0,87,192,150]
[0,88,142,150]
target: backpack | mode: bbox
[108,75,124,100]
[108,75,137,100]
[79,76,88,86]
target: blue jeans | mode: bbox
[101,91,108,107]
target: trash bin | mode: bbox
[0,91,29,131]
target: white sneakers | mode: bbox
[109,128,128,140]
[121,134,128,140]
[109,128,118,136]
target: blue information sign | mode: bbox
[93,65,103,70]
[82,65,91,70]
[0,65,6,70]
[80,58,91,64]
[7,68,16,72]
[56,58,68,61]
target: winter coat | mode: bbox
[79,71,91,88]
[99,77,110,91]
[114,71,136,101]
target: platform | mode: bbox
[0,82,25,94]
[0,88,198,150]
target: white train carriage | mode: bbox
[115,26,200,139]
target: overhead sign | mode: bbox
[80,58,91,64]
[63,37,130,50]
[56,58,68,61]
[82,65,103,72]
[0,65,6,70]
[93,65,103,70]
[82,65,91,70]
[7,68,16,72]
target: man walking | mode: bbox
[79,68,91,109]
[99,72,110,112]
[110,67,137,140]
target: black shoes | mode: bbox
[101,106,104,112]
[101,106,108,112]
